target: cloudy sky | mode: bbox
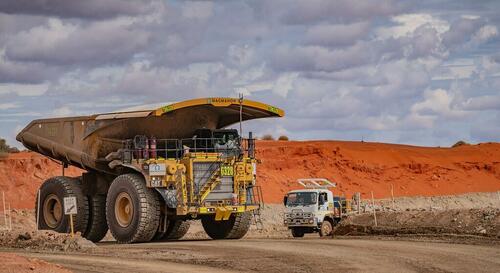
[1,0,500,148]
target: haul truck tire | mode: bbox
[106,174,160,243]
[36,176,89,234]
[153,219,190,241]
[165,220,191,240]
[83,194,108,242]
[201,212,251,239]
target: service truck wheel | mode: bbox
[154,220,191,241]
[201,212,251,240]
[291,228,305,238]
[106,174,160,243]
[36,176,89,234]
[319,220,333,237]
[83,194,108,242]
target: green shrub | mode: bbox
[261,134,274,140]
[0,138,19,153]
[452,140,469,148]
[278,135,289,141]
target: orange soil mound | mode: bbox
[1,141,499,208]
[0,152,82,209]
[256,140,500,203]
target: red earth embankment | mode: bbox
[0,152,82,209]
[256,141,500,203]
[1,140,499,208]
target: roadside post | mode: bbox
[36,190,41,230]
[391,184,395,210]
[7,203,11,231]
[2,191,6,228]
[371,191,377,227]
[63,196,77,237]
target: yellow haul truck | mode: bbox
[16,98,284,243]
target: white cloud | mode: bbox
[376,13,449,38]
[411,88,466,119]
[472,25,498,44]
[50,106,73,117]
[0,102,19,110]
[0,83,48,96]
[181,1,213,20]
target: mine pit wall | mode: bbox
[2,140,500,209]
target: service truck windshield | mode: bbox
[286,192,317,207]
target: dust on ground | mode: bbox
[0,253,71,273]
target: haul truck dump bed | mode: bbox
[17,97,284,243]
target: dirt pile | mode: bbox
[334,208,500,238]
[0,230,96,251]
[0,253,71,273]
[256,140,500,203]
[0,152,82,208]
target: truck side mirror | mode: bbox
[283,196,288,206]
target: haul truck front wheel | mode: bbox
[201,212,251,239]
[106,174,160,243]
[36,176,89,233]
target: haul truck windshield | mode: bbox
[17,97,284,243]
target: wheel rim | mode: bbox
[115,192,133,227]
[43,194,62,228]
[322,222,332,235]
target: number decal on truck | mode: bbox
[220,165,234,176]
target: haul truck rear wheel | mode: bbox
[106,174,160,243]
[36,176,89,233]
[83,194,108,242]
[201,212,251,239]
[154,220,191,241]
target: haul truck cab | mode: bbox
[283,179,349,237]
[17,97,283,243]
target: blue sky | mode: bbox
[1,0,500,148]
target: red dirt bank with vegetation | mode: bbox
[1,140,499,208]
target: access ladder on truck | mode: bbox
[247,185,264,230]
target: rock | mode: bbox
[17,232,32,241]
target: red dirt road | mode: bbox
[0,253,70,273]
[1,140,499,208]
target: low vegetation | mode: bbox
[278,135,289,141]
[261,134,275,140]
[0,138,19,154]
[452,140,469,148]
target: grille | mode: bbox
[193,162,220,194]
[192,161,234,201]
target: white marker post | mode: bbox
[371,191,377,227]
[36,190,41,230]
[390,184,395,210]
[63,196,77,237]
[2,191,6,228]
[7,203,11,231]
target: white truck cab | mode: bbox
[283,179,347,237]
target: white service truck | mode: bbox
[283,179,349,237]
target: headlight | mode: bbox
[308,219,314,224]
[284,220,288,224]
